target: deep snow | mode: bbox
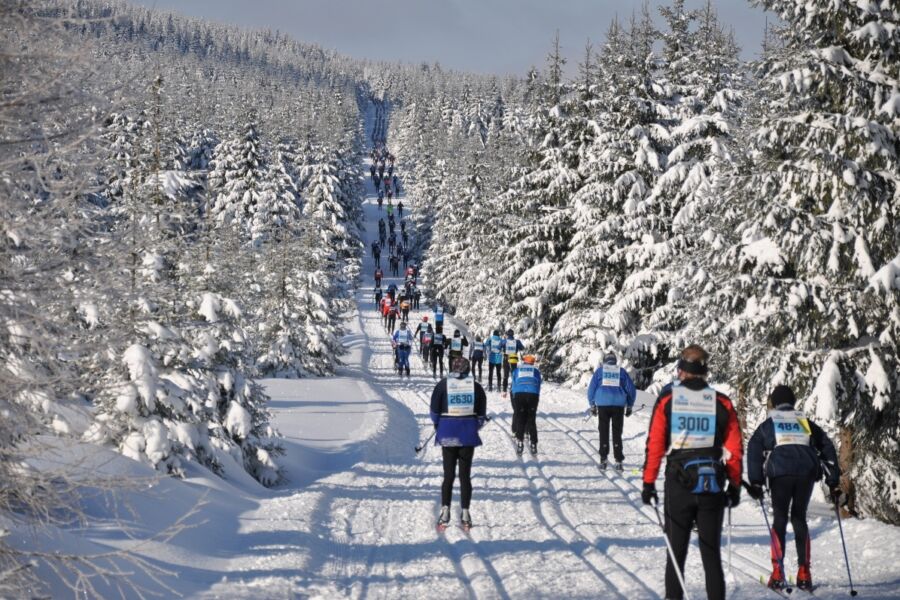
[9,106,900,600]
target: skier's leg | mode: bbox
[663,478,696,600]
[696,493,726,600]
[458,447,474,510]
[527,394,538,445]
[511,394,523,441]
[791,477,815,568]
[502,362,510,392]
[598,408,612,460]
[769,476,792,569]
[611,406,625,463]
[441,447,459,508]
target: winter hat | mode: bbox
[451,357,470,376]
[676,344,709,376]
[604,352,617,364]
[770,385,797,407]
[506,329,514,337]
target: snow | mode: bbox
[122,343,158,409]
[808,353,842,422]
[198,291,221,322]
[740,237,786,273]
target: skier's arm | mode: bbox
[746,423,769,486]
[587,369,600,407]
[622,369,637,408]
[474,384,487,427]
[720,394,744,487]
[810,420,840,486]
[643,394,671,484]
[429,381,445,427]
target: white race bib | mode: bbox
[474,342,484,352]
[490,338,501,353]
[670,386,717,450]
[505,340,518,355]
[396,330,412,345]
[601,364,620,387]
[446,375,475,416]
[451,338,462,351]
[517,365,537,379]
[770,410,811,447]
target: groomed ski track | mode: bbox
[194,103,900,600]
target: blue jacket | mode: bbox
[429,375,487,447]
[487,335,504,364]
[511,364,542,395]
[747,404,840,486]
[587,359,636,408]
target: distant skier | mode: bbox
[433,304,445,333]
[397,201,404,218]
[486,329,503,392]
[374,267,383,287]
[641,344,744,600]
[587,352,637,471]
[402,230,409,248]
[501,329,524,396]
[386,301,399,334]
[393,174,400,196]
[511,355,542,455]
[374,285,383,307]
[430,357,487,531]
[388,231,397,254]
[746,385,841,592]
[413,287,421,310]
[389,255,400,277]
[370,163,377,181]
[392,321,413,378]
[430,329,446,378]
[469,335,485,382]
[372,242,381,267]
[386,201,394,218]
[447,329,469,373]
[400,295,411,322]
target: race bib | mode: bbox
[451,338,462,351]
[601,364,621,387]
[505,340,518,355]
[517,365,537,379]
[490,338,501,353]
[396,331,412,345]
[436,306,444,315]
[770,410,811,446]
[433,334,444,346]
[474,342,484,352]
[446,375,475,416]
[670,386,717,450]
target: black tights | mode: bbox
[512,392,539,443]
[441,446,474,509]
[769,475,815,568]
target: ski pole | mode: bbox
[651,498,691,600]
[727,504,733,577]
[743,481,791,592]
[414,429,436,454]
[833,498,858,597]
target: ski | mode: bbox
[760,575,793,597]
[436,522,449,533]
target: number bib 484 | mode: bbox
[770,410,811,446]
[601,364,620,387]
[670,386,717,450]
[446,376,475,416]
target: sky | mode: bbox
[130,0,771,76]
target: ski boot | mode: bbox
[529,442,538,456]
[614,462,624,472]
[437,506,450,532]
[599,459,608,471]
[460,509,472,531]
[516,441,524,456]
[767,562,789,592]
[796,565,813,591]
[405,367,411,378]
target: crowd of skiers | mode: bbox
[368,143,847,599]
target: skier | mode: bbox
[386,200,393,218]
[378,217,386,236]
[398,201,404,218]
[746,385,841,592]
[377,194,383,210]
[402,248,410,269]
[386,282,398,302]
[430,357,487,531]
[501,329,524,396]
[641,344,744,600]
[390,254,400,277]
[370,163,377,181]
[434,304,445,333]
[388,231,397,254]
[392,321,413,378]
[379,229,386,249]
[420,321,434,361]
[402,230,409,248]
[469,335,484,382]
[374,267,383,287]
[510,355,542,455]
[447,329,469,373]
[374,285,383,307]
[587,352,637,470]
[400,295,411,322]
[486,329,504,392]
[400,219,407,234]
[380,296,391,328]
[372,242,381,267]
[377,162,384,178]
[393,174,400,196]
[386,300,399,334]
[430,329,446,378]
[413,287,421,310]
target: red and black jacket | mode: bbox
[642,378,743,487]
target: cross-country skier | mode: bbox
[392,321,413,378]
[641,344,744,600]
[430,329,446,378]
[386,300,399,334]
[400,295,411,322]
[511,354,542,455]
[389,255,400,277]
[501,329,524,396]
[430,357,487,531]
[587,352,637,470]
[447,329,469,373]
[746,385,841,592]
[469,335,485,382]
[374,267,383,287]
[413,287,421,310]
[372,242,381,267]
[388,231,397,254]
[486,329,503,392]
[433,303,445,333]
[374,285,383,307]
[398,200,404,218]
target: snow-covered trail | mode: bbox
[191,103,900,600]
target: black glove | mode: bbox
[748,483,764,501]
[590,406,599,417]
[726,482,741,508]
[625,407,632,417]
[829,485,847,506]
[641,483,658,505]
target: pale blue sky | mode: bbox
[131,0,771,76]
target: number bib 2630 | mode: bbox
[601,364,620,387]
[670,386,717,450]
[770,410,811,446]
[446,376,475,416]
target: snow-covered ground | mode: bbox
[10,110,900,600]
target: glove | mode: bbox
[625,407,632,417]
[590,406,599,417]
[726,482,741,508]
[829,485,847,506]
[747,483,764,501]
[641,483,658,505]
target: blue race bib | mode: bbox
[670,386,717,450]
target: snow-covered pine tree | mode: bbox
[697,0,899,522]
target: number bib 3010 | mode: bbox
[446,376,475,416]
[670,386,717,450]
[770,410,811,446]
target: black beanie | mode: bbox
[770,385,797,407]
